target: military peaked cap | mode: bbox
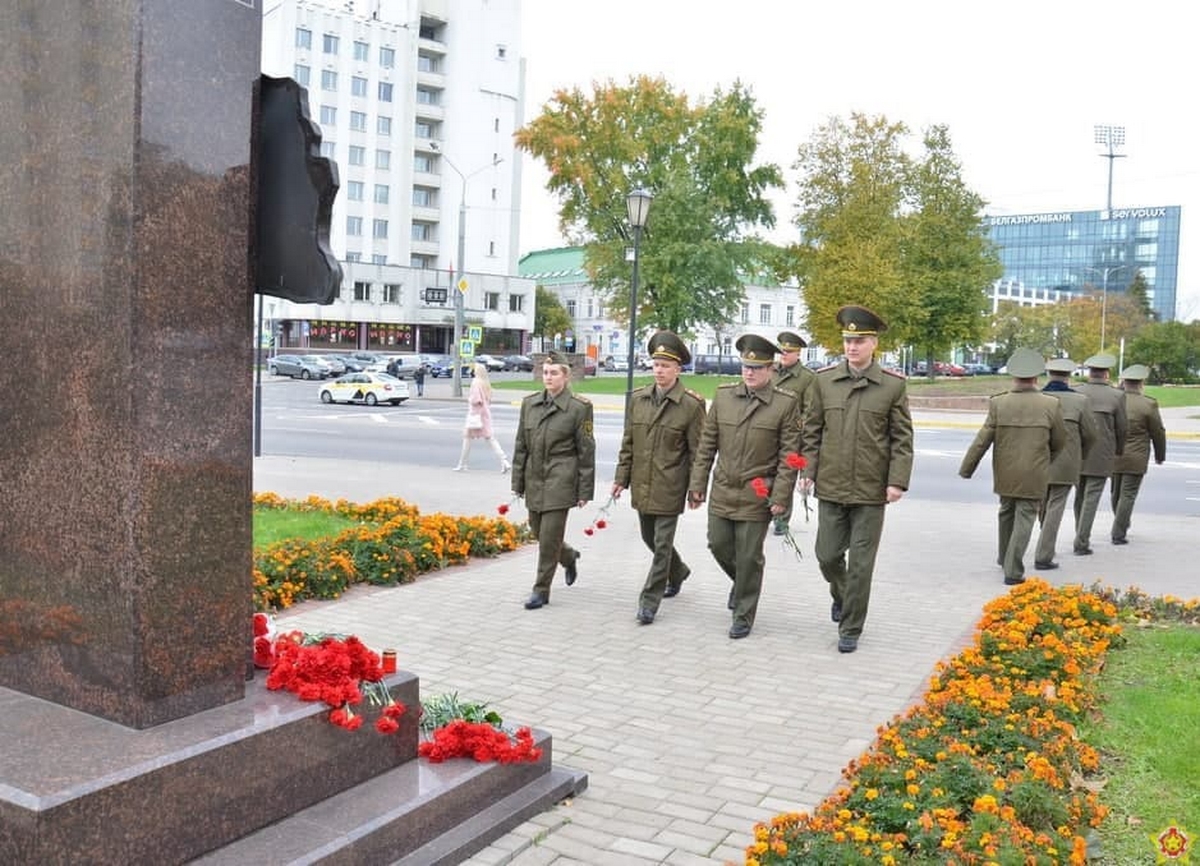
[1120,364,1150,381]
[734,333,780,367]
[837,304,887,336]
[1083,352,1117,370]
[1006,348,1045,378]
[776,331,807,352]
[1045,357,1076,375]
[647,330,691,365]
[544,350,571,368]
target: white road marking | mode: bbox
[417,416,440,424]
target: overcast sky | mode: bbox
[518,0,1199,320]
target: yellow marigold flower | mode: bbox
[864,788,879,801]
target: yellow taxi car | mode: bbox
[318,372,410,406]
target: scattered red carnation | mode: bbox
[418,720,543,764]
[583,526,595,536]
[785,452,807,471]
[595,519,607,529]
[497,503,510,515]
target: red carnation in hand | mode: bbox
[595,519,607,530]
[497,503,509,515]
[785,452,807,471]
[584,526,595,536]
[750,477,770,498]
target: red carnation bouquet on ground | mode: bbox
[418,720,542,764]
[262,627,406,734]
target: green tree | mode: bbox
[902,125,1003,372]
[787,114,1000,361]
[515,76,784,337]
[1126,320,1200,383]
[989,302,1062,361]
[532,285,572,344]
[1126,270,1156,320]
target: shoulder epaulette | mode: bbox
[882,368,906,380]
[684,388,705,402]
[572,393,591,405]
[818,362,839,373]
[717,382,738,390]
[772,386,798,400]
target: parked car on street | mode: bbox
[430,361,473,379]
[318,372,410,406]
[474,354,507,372]
[268,354,331,379]
[692,354,741,375]
[329,354,366,373]
[501,354,534,372]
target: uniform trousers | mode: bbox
[1073,474,1108,552]
[814,500,885,639]
[528,508,578,598]
[706,514,770,628]
[998,496,1039,583]
[1034,483,1072,565]
[1109,472,1145,543]
[636,512,689,612]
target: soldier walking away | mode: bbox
[798,305,913,654]
[612,332,706,624]
[511,351,595,610]
[771,330,816,537]
[1034,358,1097,570]
[688,334,801,640]
[1109,364,1166,545]
[1072,353,1127,555]
[959,349,1067,586]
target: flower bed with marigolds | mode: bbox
[253,493,529,610]
[748,580,1121,865]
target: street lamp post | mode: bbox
[1084,264,1126,352]
[624,188,653,411]
[435,145,502,398]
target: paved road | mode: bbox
[255,394,1200,865]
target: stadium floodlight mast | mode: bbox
[1094,124,1126,213]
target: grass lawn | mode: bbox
[253,509,359,548]
[1084,623,1200,863]
[495,373,1200,407]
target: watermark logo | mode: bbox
[1155,824,1191,863]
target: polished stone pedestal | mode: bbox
[0,672,585,864]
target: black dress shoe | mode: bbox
[663,584,681,598]
[636,608,655,625]
[1034,561,1059,570]
[1112,537,1128,545]
[523,593,549,610]
[1074,547,1093,556]
[837,635,858,653]
[728,622,751,639]
[564,551,581,586]
[830,601,843,623]
[1004,576,1026,586]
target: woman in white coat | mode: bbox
[454,362,511,472]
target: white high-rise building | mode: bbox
[260,0,533,357]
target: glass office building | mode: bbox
[985,206,1181,321]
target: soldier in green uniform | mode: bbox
[798,305,913,654]
[511,351,596,610]
[688,333,801,639]
[960,349,1067,586]
[1109,364,1166,545]
[771,330,816,536]
[612,331,706,624]
[1033,357,1097,570]
[1072,353,1127,555]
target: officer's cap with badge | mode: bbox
[1006,348,1045,379]
[776,331,807,352]
[544,350,571,369]
[734,333,780,367]
[1045,357,1076,375]
[647,330,691,366]
[1083,352,1118,370]
[837,304,888,337]
[1120,364,1150,382]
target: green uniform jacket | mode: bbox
[1076,378,1128,478]
[802,361,913,504]
[688,382,801,519]
[773,362,816,426]
[959,386,1067,499]
[614,380,706,515]
[1113,391,1166,474]
[1043,386,1098,485]
[512,387,596,510]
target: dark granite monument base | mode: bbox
[0,672,585,865]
